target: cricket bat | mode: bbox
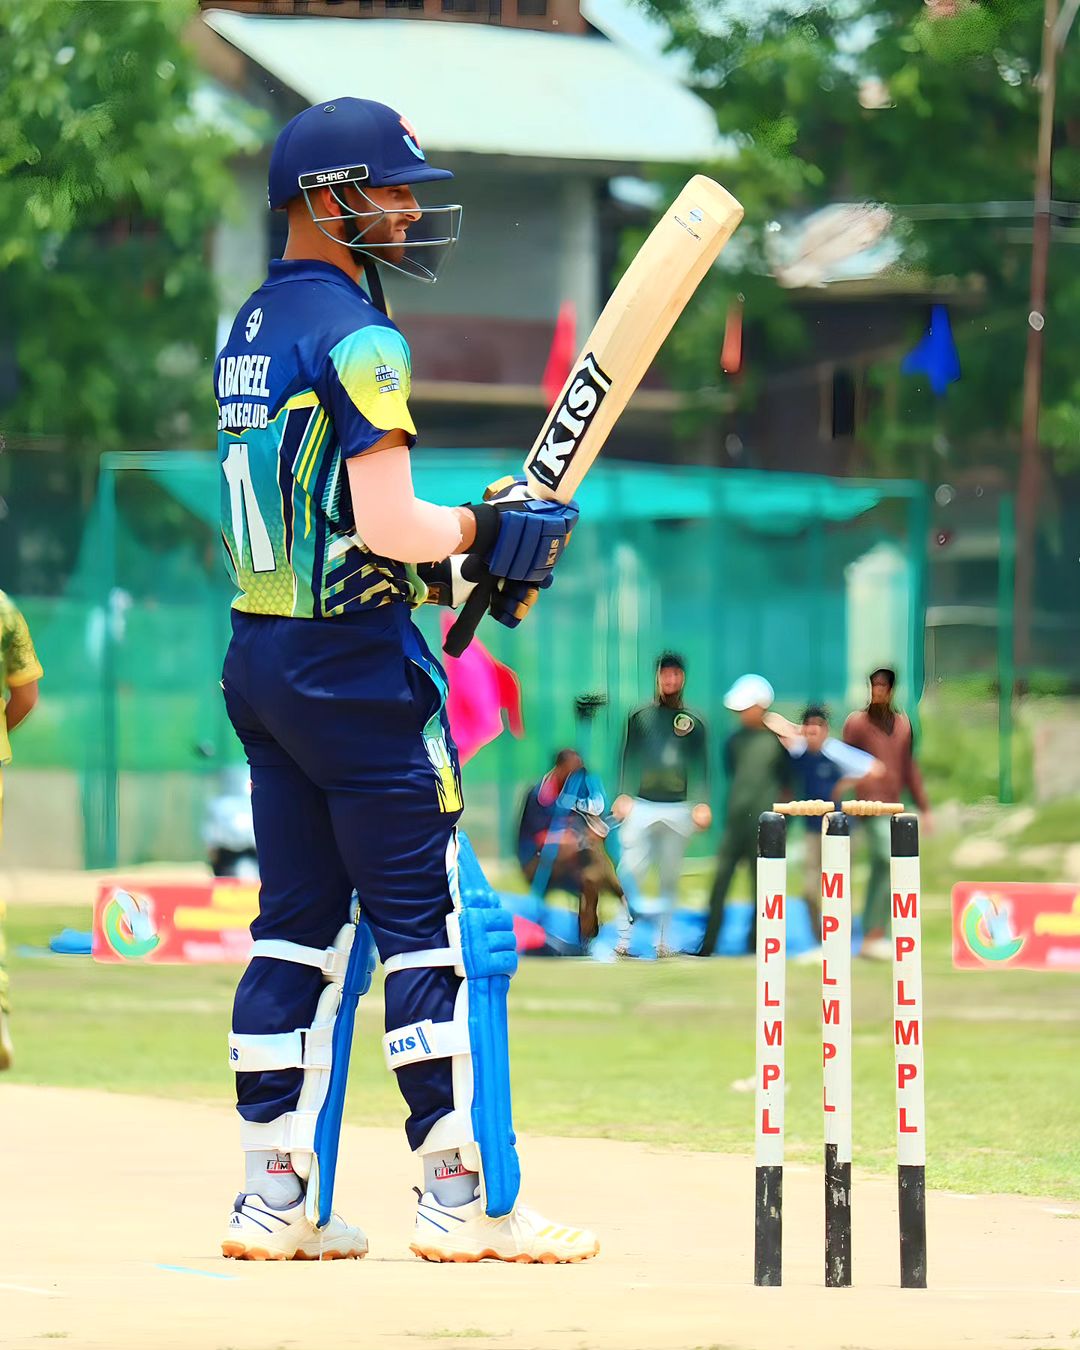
[444,174,743,657]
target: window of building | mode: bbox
[516,0,547,13]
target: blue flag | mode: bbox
[901,303,961,396]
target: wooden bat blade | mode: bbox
[444,175,742,657]
[524,175,743,502]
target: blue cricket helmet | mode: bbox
[268,97,453,209]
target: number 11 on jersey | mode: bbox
[222,442,276,574]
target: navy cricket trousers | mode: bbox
[222,604,463,1152]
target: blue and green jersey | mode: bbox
[215,259,425,618]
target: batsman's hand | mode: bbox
[489,573,553,631]
[444,476,578,656]
[469,475,579,584]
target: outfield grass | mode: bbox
[6,881,1078,1202]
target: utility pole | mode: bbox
[1014,0,1060,680]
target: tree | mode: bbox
[634,0,1080,480]
[0,0,253,455]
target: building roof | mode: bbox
[200,9,724,167]
[580,0,698,83]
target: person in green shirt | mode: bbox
[613,653,711,957]
[697,674,791,957]
[0,591,44,1069]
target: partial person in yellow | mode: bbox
[0,590,43,1070]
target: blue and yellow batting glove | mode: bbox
[468,475,579,585]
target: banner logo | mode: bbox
[101,888,161,960]
[959,891,1025,963]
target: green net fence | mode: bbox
[12,450,928,867]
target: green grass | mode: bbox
[920,689,1034,805]
[1011,796,1080,848]
[6,884,1078,1202]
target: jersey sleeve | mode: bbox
[322,324,417,459]
[821,736,875,779]
[1,598,43,688]
[686,718,709,800]
[619,711,642,795]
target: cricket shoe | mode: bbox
[411,1191,599,1264]
[222,1193,368,1261]
[860,935,892,962]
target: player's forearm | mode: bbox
[347,445,478,563]
[6,681,38,732]
[687,762,708,803]
[906,756,931,812]
[619,747,639,796]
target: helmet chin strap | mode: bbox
[362,257,388,315]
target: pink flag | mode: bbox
[541,300,577,409]
[720,296,743,376]
[440,613,524,763]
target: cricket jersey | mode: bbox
[0,591,43,766]
[619,703,708,803]
[215,259,423,619]
[722,727,791,827]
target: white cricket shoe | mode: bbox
[860,935,892,962]
[411,1191,599,1264]
[222,1192,368,1261]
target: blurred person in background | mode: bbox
[764,705,880,951]
[697,674,790,958]
[0,591,43,1070]
[517,748,624,947]
[613,653,710,958]
[843,667,932,960]
[203,765,259,880]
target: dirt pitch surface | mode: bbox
[1,1085,1077,1350]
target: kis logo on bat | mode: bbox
[527,352,612,492]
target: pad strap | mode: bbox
[382,1017,470,1071]
[250,938,350,982]
[240,1113,317,1155]
[229,1026,334,1073]
[383,946,459,975]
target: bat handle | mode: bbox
[443,565,497,657]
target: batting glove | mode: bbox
[468,475,579,585]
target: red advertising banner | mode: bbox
[92,881,549,964]
[952,882,1080,970]
[92,880,259,963]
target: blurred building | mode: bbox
[193,0,724,457]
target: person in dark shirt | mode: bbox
[765,705,877,946]
[518,749,623,946]
[697,674,791,957]
[613,653,711,956]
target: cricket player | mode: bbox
[215,98,596,1264]
[613,653,710,956]
[0,590,43,1070]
